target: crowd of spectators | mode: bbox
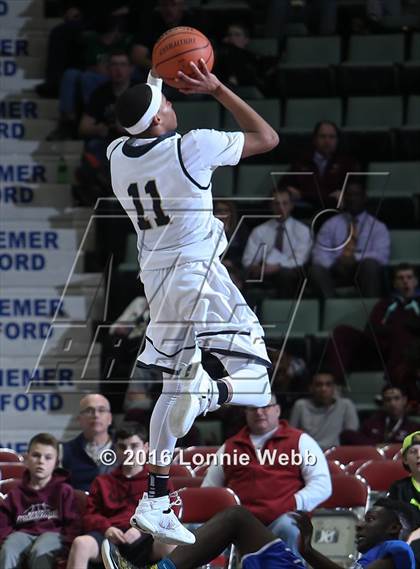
[1,395,419,566]
[6,1,418,565]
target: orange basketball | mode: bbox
[152,27,214,88]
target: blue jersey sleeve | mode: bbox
[357,540,415,569]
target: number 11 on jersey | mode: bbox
[127,180,171,230]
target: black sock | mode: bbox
[148,472,169,498]
[216,379,229,405]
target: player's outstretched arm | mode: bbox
[176,59,279,158]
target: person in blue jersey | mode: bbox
[295,498,416,569]
[101,499,416,569]
[107,56,279,546]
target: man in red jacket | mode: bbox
[201,394,331,559]
[67,425,174,569]
[0,432,80,569]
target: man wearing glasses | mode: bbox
[202,394,331,560]
[61,394,114,491]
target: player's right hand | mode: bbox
[175,58,221,95]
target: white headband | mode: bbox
[125,84,163,135]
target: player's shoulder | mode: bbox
[106,136,129,161]
[182,128,241,146]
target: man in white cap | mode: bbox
[107,58,279,545]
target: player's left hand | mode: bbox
[291,511,313,553]
[175,58,221,95]
[124,527,142,544]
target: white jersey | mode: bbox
[107,129,245,271]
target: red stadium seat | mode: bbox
[169,464,194,477]
[381,443,402,460]
[178,487,240,569]
[0,478,20,495]
[392,448,402,461]
[171,476,203,490]
[174,446,220,467]
[328,460,345,475]
[356,460,407,492]
[74,489,88,515]
[324,446,384,464]
[344,459,369,475]
[178,486,240,523]
[319,474,369,510]
[0,462,26,480]
[0,449,23,462]
[193,464,209,477]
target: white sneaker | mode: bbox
[130,492,196,545]
[169,364,219,439]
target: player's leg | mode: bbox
[130,373,198,545]
[169,357,271,439]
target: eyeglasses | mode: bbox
[80,406,110,416]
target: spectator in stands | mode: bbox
[0,433,79,569]
[202,393,331,558]
[289,371,359,449]
[36,2,85,98]
[67,425,174,568]
[214,23,267,96]
[311,178,390,298]
[130,0,199,69]
[265,0,337,37]
[283,121,359,208]
[79,50,133,144]
[342,385,420,445]
[214,200,249,268]
[326,263,420,384]
[388,431,420,565]
[61,394,113,491]
[74,50,136,205]
[242,187,312,297]
[51,15,133,139]
[296,498,416,568]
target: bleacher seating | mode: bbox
[261,298,320,339]
[0,449,23,462]
[381,443,402,460]
[170,463,194,477]
[0,462,26,479]
[355,460,407,493]
[324,445,384,464]
[174,446,220,466]
[338,35,404,95]
[345,372,386,411]
[278,36,340,97]
[171,476,204,490]
[321,298,378,332]
[344,459,369,475]
[389,230,420,264]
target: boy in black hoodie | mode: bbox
[0,432,80,569]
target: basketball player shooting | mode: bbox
[107,56,279,545]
